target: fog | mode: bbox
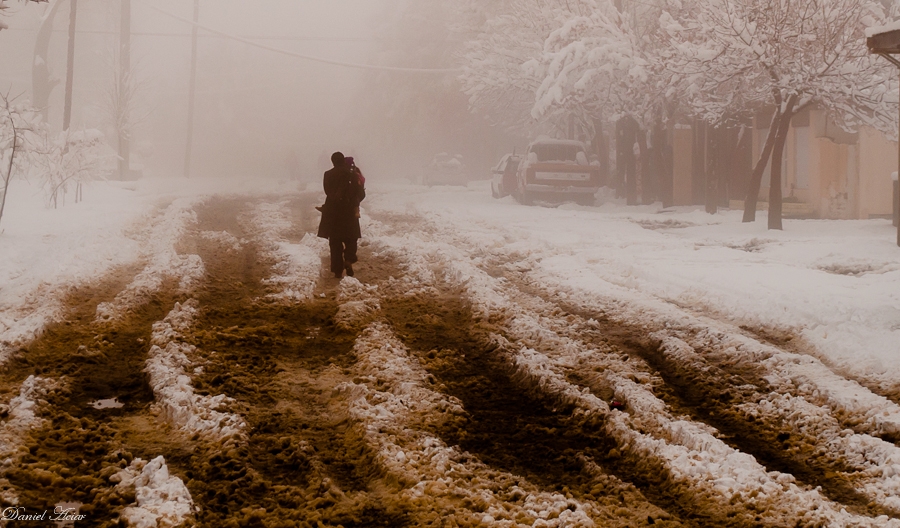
[0,0,516,185]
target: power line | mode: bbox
[3,27,434,42]
[132,0,461,74]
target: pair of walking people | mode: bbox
[317,151,366,278]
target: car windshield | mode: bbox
[531,144,582,163]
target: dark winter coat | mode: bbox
[317,165,365,240]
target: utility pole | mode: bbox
[34,0,63,124]
[184,0,199,178]
[62,0,77,131]
[118,0,131,179]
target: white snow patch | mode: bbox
[95,197,206,323]
[247,201,325,301]
[334,277,380,329]
[145,300,245,440]
[0,376,55,505]
[112,456,194,528]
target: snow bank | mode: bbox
[246,201,325,301]
[334,277,380,330]
[0,376,55,505]
[145,300,245,440]
[95,197,206,323]
[112,456,194,528]
[0,181,157,363]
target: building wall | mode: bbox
[858,126,897,219]
[752,109,896,219]
[671,113,896,218]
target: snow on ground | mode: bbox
[93,196,205,324]
[0,376,55,505]
[111,456,195,528]
[146,299,246,440]
[246,200,327,301]
[3,174,900,523]
[0,177,295,362]
[340,322,596,527]
[366,181,900,392]
[365,205,899,526]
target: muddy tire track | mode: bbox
[381,293,717,526]
[365,210,900,526]
[482,258,900,521]
[161,195,410,527]
[0,262,188,525]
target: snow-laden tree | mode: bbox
[665,0,896,229]
[460,0,601,136]
[525,0,689,205]
[529,1,666,130]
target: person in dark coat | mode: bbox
[317,151,365,278]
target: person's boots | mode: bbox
[345,263,354,277]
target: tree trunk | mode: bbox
[691,119,706,205]
[767,96,797,230]
[0,108,17,228]
[718,127,737,208]
[638,129,653,205]
[625,124,637,205]
[652,122,673,208]
[742,110,781,222]
[33,0,64,122]
[734,125,752,203]
[705,125,719,214]
[614,118,626,197]
[617,117,638,204]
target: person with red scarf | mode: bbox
[317,152,366,278]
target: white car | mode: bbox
[424,153,467,186]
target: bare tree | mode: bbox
[30,128,115,208]
[0,0,48,31]
[0,93,37,230]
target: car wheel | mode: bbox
[520,189,534,206]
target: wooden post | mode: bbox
[118,0,131,179]
[184,0,199,178]
[63,0,76,131]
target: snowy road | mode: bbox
[0,181,899,527]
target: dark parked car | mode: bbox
[491,153,521,198]
[514,138,599,205]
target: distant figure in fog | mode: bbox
[317,151,366,278]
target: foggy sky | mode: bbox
[0,0,448,182]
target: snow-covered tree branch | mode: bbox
[665,0,897,228]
